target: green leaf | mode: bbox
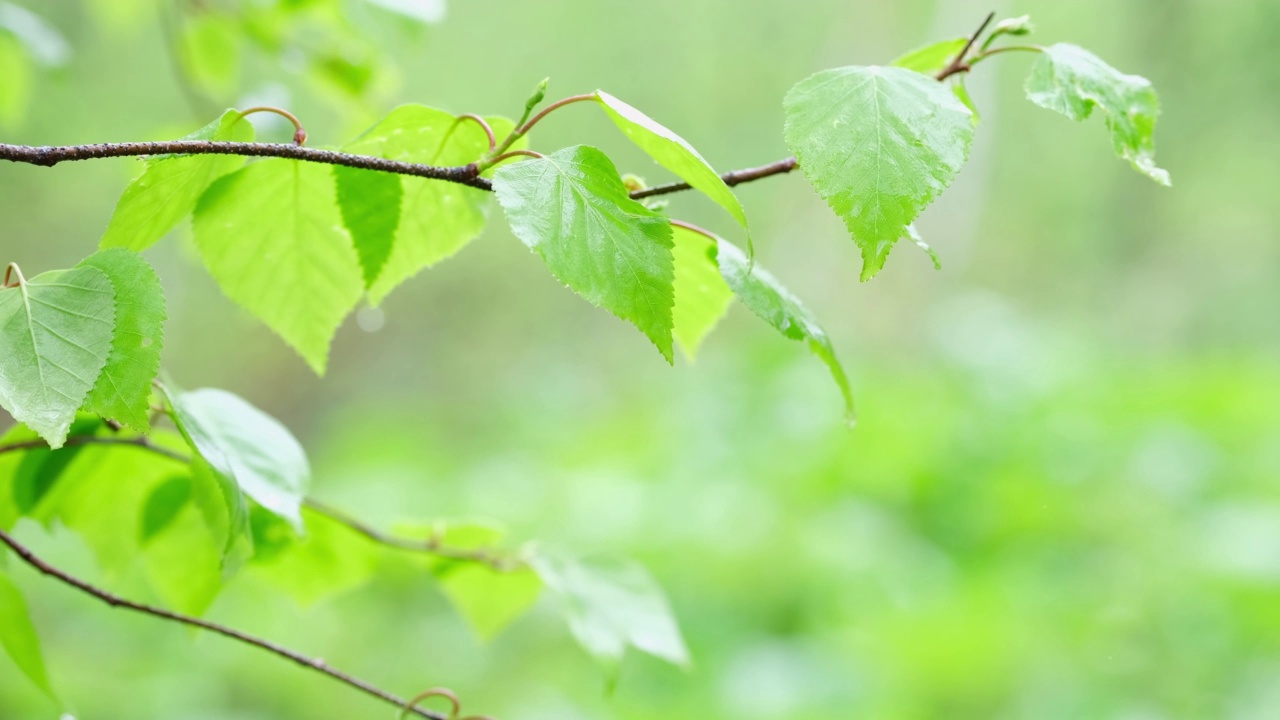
[0,569,56,701]
[532,550,688,669]
[891,37,967,75]
[717,240,855,423]
[8,417,104,523]
[142,496,224,615]
[180,13,240,96]
[953,76,980,125]
[670,226,733,361]
[1025,43,1169,185]
[193,158,364,374]
[343,106,516,305]
[417,521,541,640]
[248,507,378,606]
[100,109,255,251]
[982,15,1034,51]
[0,34,31,129]
[333,166,403,288]
[493,146,676,362]
[140,475,192,545]
[50,429,190,579]
[166,388,310,532]
[596,91,747,229]
[0,266,116,448]
[783,65,974,280]
[76,250,166,432]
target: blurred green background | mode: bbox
[3,0,1280,718]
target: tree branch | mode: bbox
[630,157,799,200]
[935,11,997,81]
[0,527,450,720]
[0,434,521,571]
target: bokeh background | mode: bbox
[3,0,1280,718]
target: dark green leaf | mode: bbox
[493,146,676,362]
[333,166,403,288]
[784,65,973,280]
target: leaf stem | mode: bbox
[0,528,451,720]
[456,114,497,151]
[935,11,997,81]
[0,435,524,571]
[967,44,1045,66]
[490,93,598,158]
[2,262,24,288]
[237,106,309,146]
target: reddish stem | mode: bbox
[238,106,308,146]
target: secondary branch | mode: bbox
[0,527,450,720]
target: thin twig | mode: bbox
[303,500,524,572]
[0,434,190,463]
[490,93,598,157]
[238,106,309,146]
[0,528,449,720]
[935,11,997,81]
[631,156,799,200]
[487,149,545,164]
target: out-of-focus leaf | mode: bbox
[0,569,57,701]
[0,34,30,128]
[249,507,379,606]
[143,499,224,616]
[532,550,689,669]
[180,14,240,97]
[140,475,193,545]
[362,0,447,24]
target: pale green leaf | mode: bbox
[596,91,747,229]
[100,109,255,251]
[180,14,239,96]
[783,65,974,280]
[1025,43,1169,185]
[717,240,855,423]
[414,520,541,640]
[0,569,56,700]
[76,249,166,432]
[891,37,967,75]
[0,266,116,448]
[143,498,224,615]
[167,388,310,532]
[193,158,364,374]
[532,550,688,669]
[333,166,403,288]
[671,226,733,361]
[249,507,379,606]
[493,146,676,362]
[0,34,30,129]
[344,106,516,305]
